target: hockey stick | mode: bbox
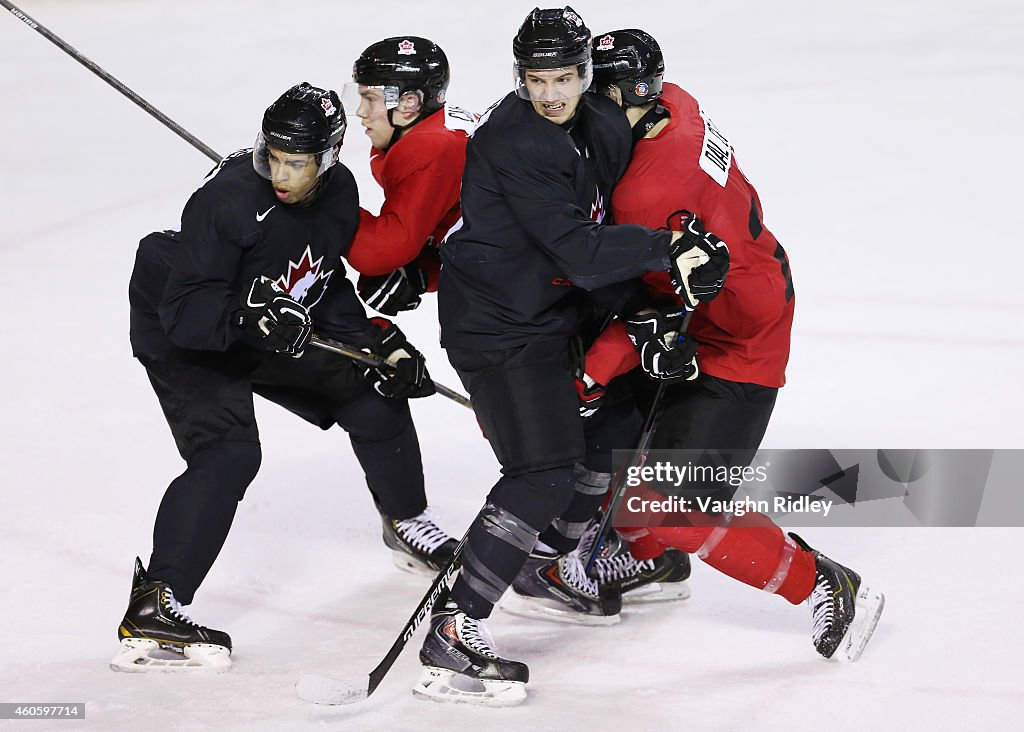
[311,334,471,409]
[1,0,222,164]
[582,310,693,574]
[295,535,466,704]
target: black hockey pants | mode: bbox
[139,344,426,604]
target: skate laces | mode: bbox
[560,553,600,599]
[457,614,500,660]
[809,572,837,642]
[160,588,199,627]
[594,553,655,583]
[395,509,451,554]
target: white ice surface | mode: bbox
[1,1,1023,730]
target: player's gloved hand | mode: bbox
[625,308,699,382]
[362,318,436,399]
[575,373,606,418]
[357,264,428,316]
[236,277,312,356]
[666,211,730,310]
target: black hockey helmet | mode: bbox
[591,29,665,107]
[512,7,593,98]
[254,82,346,179]
[351,36,451,113]
[513,6,591,69]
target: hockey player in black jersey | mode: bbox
[112,83,456,673]
[417,7,729,705]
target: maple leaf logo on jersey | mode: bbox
[597,34,615,51]
[272,245,334,308]
[590,187,605,224]
[398,39,415,55]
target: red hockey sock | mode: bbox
[647,513,815,605]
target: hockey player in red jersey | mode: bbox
[342,37,475,316]
[534,29,883,663]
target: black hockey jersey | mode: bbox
[438,92,672,350]
[129,150,374,356]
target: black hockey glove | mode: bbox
[625,308,699,382]
[362,318,436,399]
[667,211,730,311]
[575,373,607,418]
[357,264,428,316]
[236,277,312,356]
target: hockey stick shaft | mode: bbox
[310,334,472,409]
[583,310,693,573]
[1,0,222,164]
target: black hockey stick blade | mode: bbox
[295,537,466,705]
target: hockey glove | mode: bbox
[625,308,699,382]
[362,318,436,399]
[357,264,428,316]
[667,211,730,310]
[236,277,312,356]
[575,373,607,418]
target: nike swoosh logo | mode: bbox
[256,206,275,222]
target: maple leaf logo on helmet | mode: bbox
[398,39,416,55]
[597,34,615,51]
[321,96,337,116]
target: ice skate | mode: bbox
[790,534,885,662]
[581,525,692,604]
[110,558,232,673]
[502,550,621,625]
[381,508,458,576]
[595,548,692,604]
[414,598,529,707]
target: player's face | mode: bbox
[266,147,320,205]
[355,86,394,149]
[523,67,583,125]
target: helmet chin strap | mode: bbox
[384,104,431,151]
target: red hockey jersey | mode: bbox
[345,105,474,289]
[611,83,794,387]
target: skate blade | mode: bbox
[623,580,692,605]
[109,638,231,673]
[392,550,439,578]
[412,666,526,707]
[839,584,885,662]
[499,592,620,626]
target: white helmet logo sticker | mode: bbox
[398,39,416,55]
[597,34,614,51]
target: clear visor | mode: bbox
[252,132,339,181]
[341,82,402,117]
[513,60,593,102]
